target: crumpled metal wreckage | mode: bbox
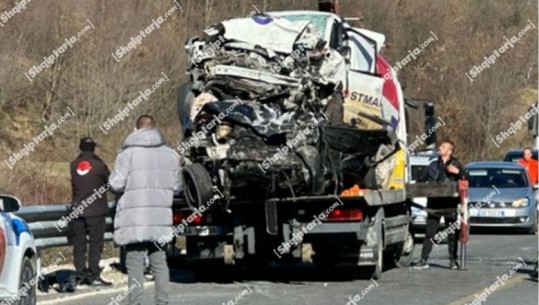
[179,15,395,207]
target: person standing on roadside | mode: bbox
[413,140,465,270]
[517,147,538,185]
[109,115,181,305]
[70,137,112,286]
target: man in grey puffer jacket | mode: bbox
[109,115,181,305]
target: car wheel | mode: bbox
[183,163,214,209]
[17,257,36,305]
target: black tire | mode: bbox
[17,257,36,305]
[385,231,415,268]
[357,241,382,280]
[357,244,383,280]
[384,220,415,268]
[371,238,383,280]
[183,163,213,208]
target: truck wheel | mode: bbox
[358,240,383,280]
[386,231,415,268]
[384,220,415,268]
[17,257,36,305]
[358,209,384,280]
[183,163,213,208]
[357,232,383,280]
[371,239,383,280]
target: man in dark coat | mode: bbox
[69,137,112,286]
[413,140,465,270]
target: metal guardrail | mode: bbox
[15,202,116,249]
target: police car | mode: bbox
[0,195,38,305]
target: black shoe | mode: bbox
[89,277,113,287]
[449,260,460,270]
[412,259,429,270]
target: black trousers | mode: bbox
[71,216,106,278]
[421,211,459,262]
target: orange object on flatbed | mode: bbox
[340,184,369,196]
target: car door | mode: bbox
[342,28,384,130]
[0,212,8,293]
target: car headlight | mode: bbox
[511,198,529,208]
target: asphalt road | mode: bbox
[37,233,538,305]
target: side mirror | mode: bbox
[340,45,351,64]
[0,195,21,212]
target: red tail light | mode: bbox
[173,211,204,225]
[172,213,182,225]
[192,215,203,225]
[326,208,363,222]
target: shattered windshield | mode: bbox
[279,14,329,39]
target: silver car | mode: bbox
[466,162,538,234]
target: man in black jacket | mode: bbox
[413,140,465,270]
[69,137,112,286]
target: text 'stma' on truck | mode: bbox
[171,5,455,279]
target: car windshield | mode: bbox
[466,168,529,188]
[279,14,329,39]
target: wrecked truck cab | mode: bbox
[178,11,407,208]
